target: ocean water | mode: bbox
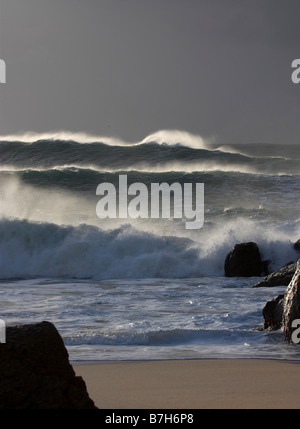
[0,130,300,361]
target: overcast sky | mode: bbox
[0,0,300,144]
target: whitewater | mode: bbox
[0,130,300,361]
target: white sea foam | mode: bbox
[140,129,212,149]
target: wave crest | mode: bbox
[0,128,211,148]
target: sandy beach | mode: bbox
[74,358,300,409]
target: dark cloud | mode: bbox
[0,0,299,144]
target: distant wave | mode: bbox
[0,131,131,146]
[0,129,210,149]
[1,166,299,193]
[0,134,298,175]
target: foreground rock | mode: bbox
[224,242,263,277]
[282,260,300,342]
[252,262,296,288]
[0,321,97,409]
[262,294,284,330]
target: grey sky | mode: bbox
[0,0,300,144]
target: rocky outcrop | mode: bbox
[224,242,263,277]
[252,262,296,288]
[294,239,300,251]
[0,321,97,409]
[261,260,300,343]
[262,294,284,331]
[282,260,300,342]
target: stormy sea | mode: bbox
[0,129,300,361]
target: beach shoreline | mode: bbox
[73,358,300,409]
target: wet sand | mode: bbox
[74,358,300,409]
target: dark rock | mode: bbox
[262,294,284,330]
[294,239,300,251]
[252,261,296,288]
[282,260,300,342]
[0,321,97,409]
[224,242,263,277]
